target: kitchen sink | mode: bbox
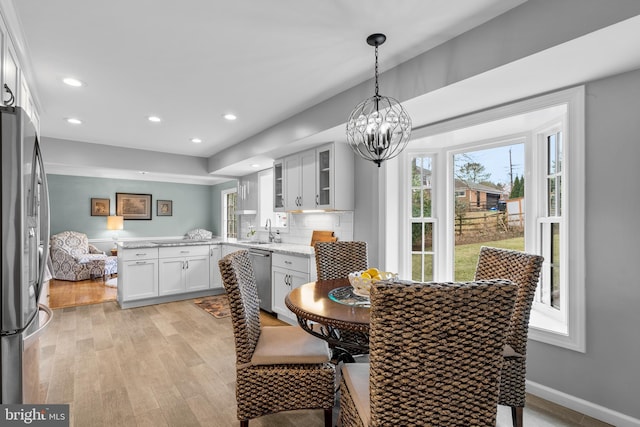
[239,240,270,245]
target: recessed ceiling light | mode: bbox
[63,77,84,87]
[148,116,162,122]
[223,113,237,121]
[66,118,82,124]
[251,164,260,168]
[191,138,202,144]
[139,171,148,175]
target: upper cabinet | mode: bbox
[0,10,40,126]
[276,142,354,212]
[284,150,316,211]
[273,160,284,211]
[237,172,259,214]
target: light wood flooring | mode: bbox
[38,299,613,427]
[48,277,117,309]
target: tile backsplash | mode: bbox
[241,211,354,245]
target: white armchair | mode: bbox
[49,231,107,281]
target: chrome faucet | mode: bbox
[265,219,275,242]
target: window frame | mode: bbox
[390,86,585,352]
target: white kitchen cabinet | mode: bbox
[271,253,316,322]
[315,143,354,210]
[280,143,354,212]
[158,246,210,296]
[273,160,284,211]
[237,171,259,214]
[209,245,223,289]
[284,150,316,211]
[118,248,159,302]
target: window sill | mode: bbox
[528,307,584,352]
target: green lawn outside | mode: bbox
[411,236,525,282]
[454,236,524,281]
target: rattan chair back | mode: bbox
[315,241,368,280]
[218,249,262,364]
[219,249,336,426]
[364,279,517,426]
[474,246,544,426]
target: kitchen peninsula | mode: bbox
[117,238,315,318]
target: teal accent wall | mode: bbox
[48,174,225,239]
[210,180,238,236]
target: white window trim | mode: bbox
[389,86,585,352]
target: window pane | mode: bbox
[422,189,432,217]
[548,177,557,216]
[422,254,433,281]
[452,144,525,280]
[557,175,562,216]
[422,223,433,252]
[548,133,557,174]
[411,223,422,251]
[551,223,561,309]
[411,189,421,217]
[556,132,563,173]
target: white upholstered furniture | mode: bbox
[50,231,108,281]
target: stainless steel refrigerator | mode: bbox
[1,106,53,404]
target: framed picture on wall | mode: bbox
[90,198,110,216]
[157,200,172,216]
[116,193,152,220]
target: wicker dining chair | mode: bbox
[314,241,369,361]
[218,250,336,427]
[314,241,368,280]
[474,246,544,427]
[339,279,518,426]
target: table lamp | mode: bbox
[106,215,124,251]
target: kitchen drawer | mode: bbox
[272,253,310,273]
[159,245,210,258]
[120,247,159,261]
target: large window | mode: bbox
[410,156,435,282]
[394,87,585,352]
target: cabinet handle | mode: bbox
[180,250,189,254]
[284,260,292,265]
[186,260,189,269]
[135,261,147,265]
[316,194,319,206]
[136,253,147,256]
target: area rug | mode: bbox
[194,295,231,318]
[194,294,288,326]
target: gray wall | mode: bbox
[525,68,640,418]
[48,174,215,240]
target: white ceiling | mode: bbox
[8,0,526,180]
[8,1,640,184]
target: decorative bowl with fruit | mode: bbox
[348,268,398,297]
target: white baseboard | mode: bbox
[526,380,640,427]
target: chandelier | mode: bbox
[346,33,412,167]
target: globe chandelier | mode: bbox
[346,33,412,167]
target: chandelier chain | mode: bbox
[374,45,379,97]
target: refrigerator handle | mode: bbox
[23,304,53,347]
[34,140,50,303]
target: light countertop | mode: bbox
[118,239,315,257]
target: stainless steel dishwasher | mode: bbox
[248,248,272,313]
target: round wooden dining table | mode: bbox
[285,278,371,358]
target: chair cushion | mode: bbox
[250,326,331,365]
[342,363,371,425]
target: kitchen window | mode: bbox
[392,86,585,352]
